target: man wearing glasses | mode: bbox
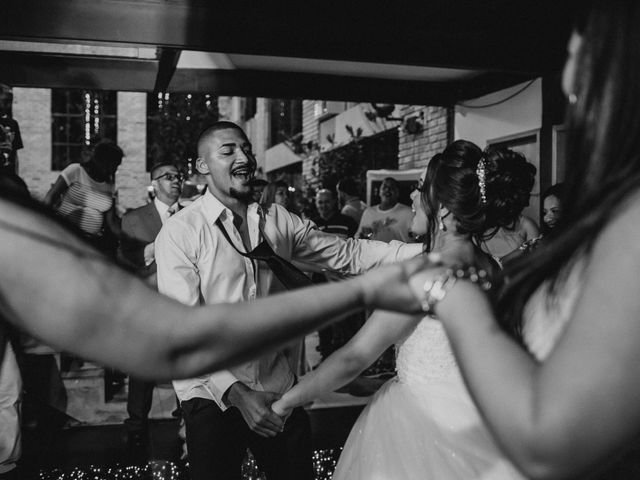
[118,161,183,460]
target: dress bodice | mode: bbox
[396,316,462,386]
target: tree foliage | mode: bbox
[146,93,219,172]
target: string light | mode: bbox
[37,449,342,480]
[84,92,91,145]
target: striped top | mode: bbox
[57,163,115,236]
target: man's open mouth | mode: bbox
[231,166,255,182]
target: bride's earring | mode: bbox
[438,218,446,231]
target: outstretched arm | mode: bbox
[272,310,421,416]
[0,198,424,382]
[409,198,640,479]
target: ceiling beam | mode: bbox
[0,52,158,91]
[0,50,535,105]
[0,0,573,75]
[154,47,181,94]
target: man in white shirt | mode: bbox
[119,162,183,458]
[155,122,421,480]
[356,177,414,243]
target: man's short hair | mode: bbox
[150,161,179,180]
[337,177,359,197]
[196,121,249,155]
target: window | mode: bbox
[51,89,117,171]
[270,99,302,147]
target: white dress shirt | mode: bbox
[156,190,421,410]
[154,197,179,225]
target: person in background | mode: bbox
[0,84,23,175]
[118,162,184,460]
[356,177,413,243]
[0,340,21,480]
[336,177,367,225]
[407,2,640,477]
[541,183,565,235]
[44,140,124,257]
[479,147,539,265]
[261,179,291,210]
[251,178,268,204]
[312,188,357,238]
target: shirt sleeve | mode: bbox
[288,209,422,274]
[156,220,201,306]
[205,372,241,410]
[59,163,80,186]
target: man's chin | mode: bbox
[229,187,254,203]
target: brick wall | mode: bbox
[398,105,450,170]
[14,88,150,210]
[13,88,56,200]
[116,92,148,211]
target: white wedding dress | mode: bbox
[332,262,584,480]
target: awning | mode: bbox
[264,143,303,173]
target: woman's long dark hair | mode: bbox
[499,0,640,338]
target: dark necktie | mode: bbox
[215,218,313,290]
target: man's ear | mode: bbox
[195,157,209,175]
[150,179,159,193]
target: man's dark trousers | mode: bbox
[181,397,313,480]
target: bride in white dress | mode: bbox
[272,140,534,479]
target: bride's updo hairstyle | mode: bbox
[423,140,536,252]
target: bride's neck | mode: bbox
[434,230,475,265]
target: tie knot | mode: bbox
[167,206,176,217]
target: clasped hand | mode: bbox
[225,382,288,438]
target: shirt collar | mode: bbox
[154,197,178,214]
[201,189,262,224]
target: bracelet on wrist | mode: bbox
[421,266,492,315]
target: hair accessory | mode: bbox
[420,266,492,315]
[476,158,487,205]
